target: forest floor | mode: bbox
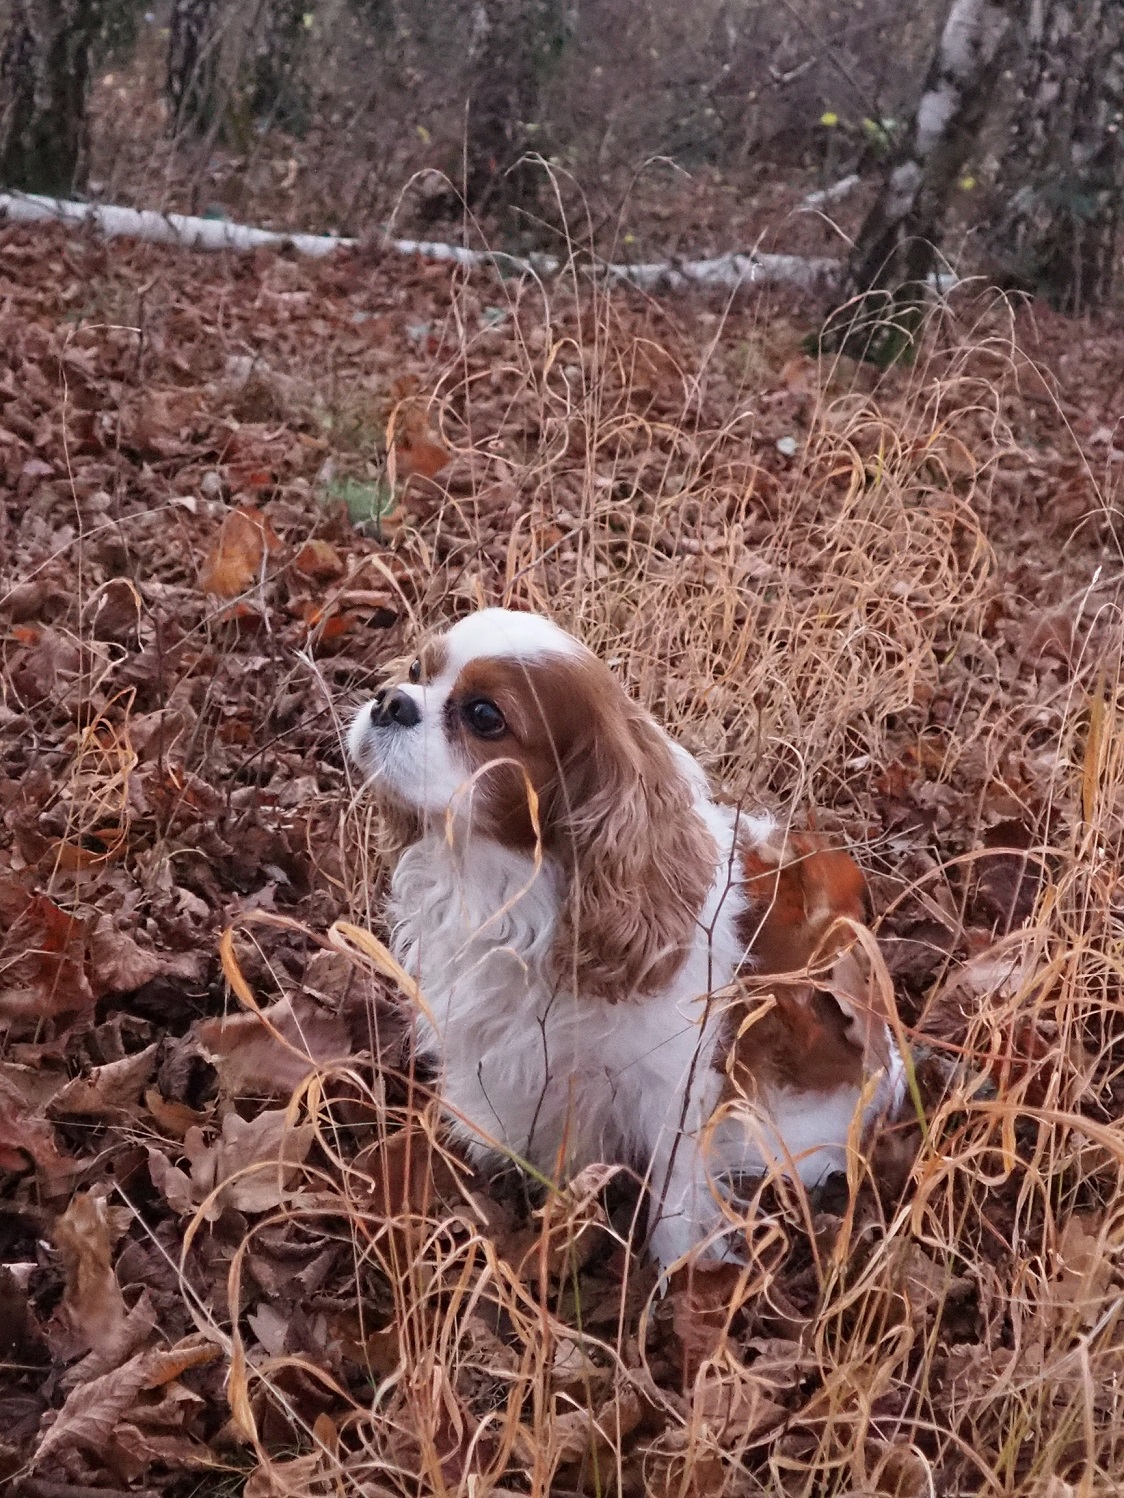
[2,216,1124,1498]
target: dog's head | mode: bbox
[348,608,716,997]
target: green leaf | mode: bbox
[323,475,395,529]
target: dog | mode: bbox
[348,608,905,1267]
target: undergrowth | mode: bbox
[2,221,1123,1498]
[239,285,1124,1496]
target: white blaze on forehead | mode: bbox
[441,609,587,675]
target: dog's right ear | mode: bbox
[740,834,867,976]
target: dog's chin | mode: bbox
[352,736,435,822]
[349,740,389,788]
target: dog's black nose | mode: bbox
[372,687,420,729]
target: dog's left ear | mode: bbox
[550,690,716,1002]
[741,834,868,976]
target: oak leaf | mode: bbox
[49,1044,159,1121]
[149,1109,314,1219]
[32,1335,220,1469]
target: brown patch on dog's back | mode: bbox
[726,833,891,1107]
[738,834,867,976]
[727,984,867,1099]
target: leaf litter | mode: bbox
[1,218,1123,1495]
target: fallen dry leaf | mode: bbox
[691,1360,785,1441]
[144,1087,212,1139]
[1052,1212,1117,1331]
[669,1260,749,1380]
[516,1382,643,1469]
[108,1420,222,1480]
[244,1448,351,1498]
[388,386,451,481]
[0,1066,73,1188]
[87,921,163,994]
[150,1108,315,1220]
[293,538,345,580]
[32,1335,220,1470]
[52,1192,129,1354]
[0,887,94,1021]
[33,1352,155,1470]
[49,1043,159,1121]
[395,434,451,480]
[61,1290,159,1389]
[194,993,353,1098]
[351,1123,466,1219]
[198,505,283,598]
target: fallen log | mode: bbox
[0,190,845,294]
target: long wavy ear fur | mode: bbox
[550,687,716,1002]
[376,800,423,864]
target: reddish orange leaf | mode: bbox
[46,827,127,872]
[299,601,351,640]
[218,718,255,746]
[214,600,264,628]
[0,888,94,1021]
[293,538,344,581]
[395,437,450,479]
[198,507,282,599]
[388,389,450,480]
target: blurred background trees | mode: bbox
[986,0,1124,312]
[0,0,107,194]
[166,0,219,135]
[0,0,1120,320]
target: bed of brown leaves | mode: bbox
[2,219,1124,1498]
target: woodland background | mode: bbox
[1,3,1124,1498]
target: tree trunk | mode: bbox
[464,0,539,216]
[824,0,1024,363]
[166,0,221,136]
[987,0,1124,312]
[250,0,310,133]
[464,0,569,228]
[0,0,105,195]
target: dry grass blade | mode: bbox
[5,207,1124,1496]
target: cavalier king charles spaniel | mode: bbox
[349,608,905,1267]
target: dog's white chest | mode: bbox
[387,833,740,1178]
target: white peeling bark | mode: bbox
[850,0,1023,293]
[988,0,1124,309]
[836,0,1026,353]
[0,190,355,256]
[799,174,862,210]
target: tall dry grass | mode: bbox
[151,261,1124,1498]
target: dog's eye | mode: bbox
[408,658,422,684]
[464,699,506,739]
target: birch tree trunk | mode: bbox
[825,0,1025,363]
[987,0,1124,312]
[0,0,105,194]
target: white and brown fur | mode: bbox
[348,609,905,1267]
